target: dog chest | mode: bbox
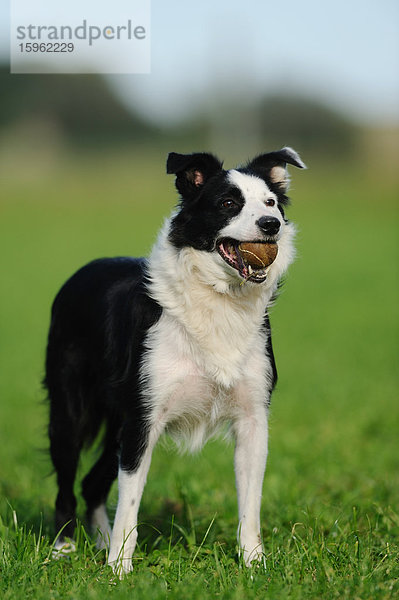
[146,294,268,378]
[141,308,271,432]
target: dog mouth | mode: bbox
[217,238,278,283]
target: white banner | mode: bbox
[10,0,151,74]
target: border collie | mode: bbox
[44,147,306,575]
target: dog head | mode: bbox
[167,148,306,285]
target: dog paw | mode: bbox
[91,505,111,551]
[96,531,111,551]
[243,546,266,568]
[108,556,133,578]
[240,537,266,568]
[52,538,77,559]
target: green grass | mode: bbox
[0,152,398,599]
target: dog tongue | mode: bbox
[234,242,250,278]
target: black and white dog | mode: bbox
[44,147,305,575]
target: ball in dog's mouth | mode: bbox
[217,238,278,283]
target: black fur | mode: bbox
[168,151,291,250]
[45,258,161,539]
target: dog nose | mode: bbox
[257,216,280,236]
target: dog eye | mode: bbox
[222,199,235,208]
[265,198,275,207]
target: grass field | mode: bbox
[0,151,398,599]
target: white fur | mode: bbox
[108,188,296,575]
[281,146,307,170]
[268,147,307,188]
[92,504,112,550]
[52,538,76,558]
[108,439,157,576]
[221,170,282,242]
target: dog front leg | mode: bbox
[234,405,268,566]
[108,425,158,577]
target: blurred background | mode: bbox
[0,0,398,543]
[1,0,399,167]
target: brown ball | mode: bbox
[238,242,278,268]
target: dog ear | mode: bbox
[247,147,306,192]
[167,152,223,200]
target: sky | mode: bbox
[2,0,399,125]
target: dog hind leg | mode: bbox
[49,401,82,552]
[82,420,119,550]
